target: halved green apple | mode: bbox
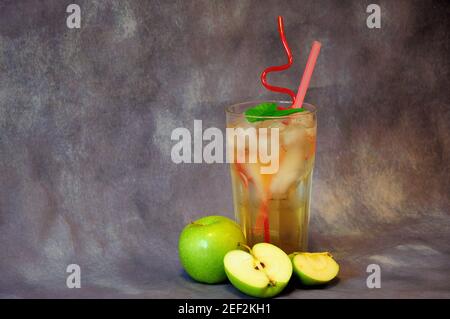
[224,243,292,298]
[290,252,339,285]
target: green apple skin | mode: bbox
[178,215,245,284]
[224,265,289,298]
[293,267,326,286]
[289,252,339,285]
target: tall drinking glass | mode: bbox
[226,101,317,253]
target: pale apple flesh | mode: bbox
[290,252,339,285]
[224,243,292,298]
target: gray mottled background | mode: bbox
[0,0,449,298]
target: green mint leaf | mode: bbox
[244,102,304,122]
[244,103,277,122]
[273,108,305,117]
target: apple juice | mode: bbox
[227,101,316,253]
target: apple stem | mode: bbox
[238,242,253,254]
[190,221,203,226]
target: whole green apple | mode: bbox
[178,215,245,284]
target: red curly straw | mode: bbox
[260,16,296,110]
[256,16,295,244]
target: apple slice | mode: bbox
[290,252,339,285]
[224,243,292,298]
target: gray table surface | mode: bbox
[0,0,449,298]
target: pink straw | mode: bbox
[292,41,321,109]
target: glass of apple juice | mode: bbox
[226,100,317,253]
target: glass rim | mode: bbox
[225,100,317,120]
